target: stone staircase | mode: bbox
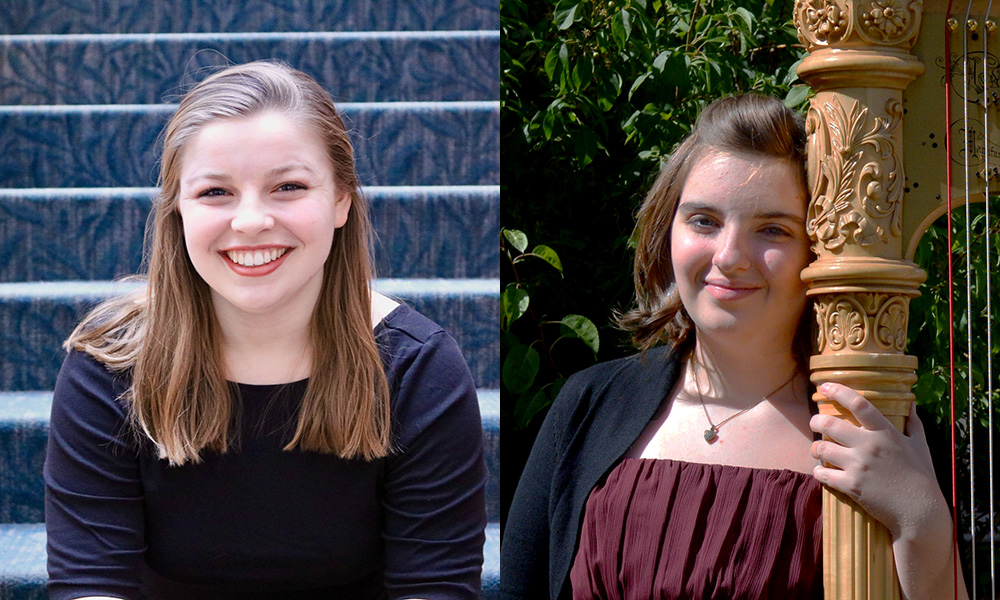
[0,1,499,597]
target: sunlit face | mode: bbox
[670,151,811,348]
[176,111,351,322]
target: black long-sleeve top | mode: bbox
[45,305,486,600]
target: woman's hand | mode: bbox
[809,382,967,600]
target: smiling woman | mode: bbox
[43,61,486,600]
[501,94,964,600]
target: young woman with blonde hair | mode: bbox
[45,60,486,599]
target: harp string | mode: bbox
[960,6,976,593]
[983,2,996,595]
[944,5,959,599]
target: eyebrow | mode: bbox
[183,163,318,187]
[677,201,805,224]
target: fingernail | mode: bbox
[819,383,831,394]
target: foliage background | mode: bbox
[501,0,998,592]
[501,0,807,518]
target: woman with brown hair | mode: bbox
[501,94,964,599]
[44,60,486,599]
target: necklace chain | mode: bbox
[692,357,799,444]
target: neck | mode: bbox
[214,299,315,385]
[689,333,802,409]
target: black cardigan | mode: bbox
[500,346,682,600]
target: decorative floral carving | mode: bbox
[825,296,868,351]
[857,0,922,46]
[874,296,908,351]
[795,0,850,47]
[861,0,907,38]
[815,293,910,353]
[806,96,903,254]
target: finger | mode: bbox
[819,382,893,432]
[812,463,860,499]
[809,413,865,448]
[810,438,855,470]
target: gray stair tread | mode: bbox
[0,185,499,281]
[0,278,499,391]
[0,31,499,105]
[0,0,499,35]
[0,102,500,188]
[0,522,500,592]
[0,523,46,579]
[0,277,498,298]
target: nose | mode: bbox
[230,193,275,235]
[713,225,752,272]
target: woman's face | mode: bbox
[176,111,351,322]
[670,151,811,348]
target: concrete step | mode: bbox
[0,388,499,524]
[0,31,499,105]
[0,278,498,392]
[0,102,500,188]
[0,521,500,599]
[0,0,499,34]
[0,185,499,281]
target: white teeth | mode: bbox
[226,247,287,267]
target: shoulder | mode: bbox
[55,350,131,401]
[375,304,468,379]
[548,345,681,429]
[50,350,135,446]
[375,305,479,446]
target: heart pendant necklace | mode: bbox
[692,358,798,444]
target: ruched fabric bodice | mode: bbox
[570,458,823,600]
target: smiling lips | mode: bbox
[221,247,291,277]
[704,280,759,301]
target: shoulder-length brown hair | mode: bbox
[619,93,812,364]
[67,60,390,466]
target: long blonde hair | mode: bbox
[67,61,390,465]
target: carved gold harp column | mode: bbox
[794,1,927,598]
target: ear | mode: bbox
[332,190,352,229]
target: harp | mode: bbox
[794,0,992,597]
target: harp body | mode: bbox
[794,0,988,597]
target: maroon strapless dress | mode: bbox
[570,458,823,600]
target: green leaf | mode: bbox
[503,344,540,394]
[652,50,669,72]
[515,388,552,430]
[571,55,594,91]
[573,127,599,167]
[502,228,529,253]
[559,43,570,76]
[554,2,580,30]
[611,11,627,47]
[560,314,600,355]
[695,13,711,32]
[734,7,755,30]
[502,284,530,329]
[542,109,555,139]
[784,85,811,108]
[628,71,650,100]
[544,46,561,81]
[531,244,563,273]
